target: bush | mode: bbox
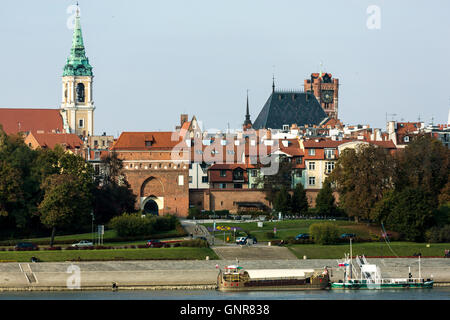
[265,232,275,239]
[309,222,339,245]
[425,225,450,243]
[44,246,61,251]
[286,238,313,245]
[108,213,180,237]
[180,239,209,248]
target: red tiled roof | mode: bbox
[369,140,396,149]
[396,122,422,134]
[28,132,83,150]
[303,138,350,148]
[0,108,64,135]
[111,132,184,150]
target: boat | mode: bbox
[216,263,330,292]
[331,239,434,289]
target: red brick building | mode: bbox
[304,72,339,119]
[111,131,190,217]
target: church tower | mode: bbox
[60,6,94,137]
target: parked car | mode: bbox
[340,233,357,239]
[245,236,257,245]
[71,240,93,247]
[146,239,164,248]
[295,233,310,240]
[15,242,38,251]
[236,236,257,245]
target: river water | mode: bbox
[0,288,449,300]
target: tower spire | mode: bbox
[63,3,92,76]
[272,74,276,92]
[243,90,252,129]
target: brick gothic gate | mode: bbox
[140,176,165,215]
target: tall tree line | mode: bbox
[0,127,136,241]
[330,135,450,241]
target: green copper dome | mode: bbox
[63,11,93,77]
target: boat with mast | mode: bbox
[331,238,434,289]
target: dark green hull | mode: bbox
[331,281,434,289]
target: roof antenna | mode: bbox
[272,65,276,93]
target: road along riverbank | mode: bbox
[0,258,449,291]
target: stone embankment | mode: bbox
[0,258,449,291]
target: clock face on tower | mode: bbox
[321,90,334,104]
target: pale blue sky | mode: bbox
[1,0,449,136]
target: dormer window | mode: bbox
[145,140,153,147]
[283,125,289,131]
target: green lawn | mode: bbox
[202,219,383,243]
[1,229,186,248]
[287,242,450,259]
[0,247,219,262]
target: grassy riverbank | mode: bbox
[287,242,450,259]
[201,219,397,242]
[0,247,219,262]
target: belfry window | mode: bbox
[78,119,84,128]
[76,83,85,103]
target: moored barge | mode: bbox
[217,264,330,292]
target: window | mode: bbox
[188,176,193,183]
[308,162,315,170]
[145,140,153,147]
[251,169,258,177]
[296,157,303,164]
[220,170,227,177]
[234,184,243,189]
[404,136,410,143]
[325,149,335,159]
[308,149,316,156]
[309,177,316,186]
[76,83,85,103]
[251,183,258,189]
[283,124,289,131]
[202,176,208,183]
[178,175,184,186]
[325,162,335,174]
[219,183,227,189]
[94,140,98,146]
[78,119,84,128]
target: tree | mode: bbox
[38,174,92,246]
[315,179,336,216]
[92,151,136,224]
[393,134,449,198]
[291,182,309,216]
[329,144,394,222]
[0,127,39,233]
[255,155,295,206]
[373,187,436,241]
[273,186,291,215]
[309,222,339,245]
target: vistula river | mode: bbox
[0,288,449,300]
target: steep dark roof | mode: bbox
[252,90,327,129]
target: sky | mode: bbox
[1,0,449,137]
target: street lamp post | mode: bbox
[212,210,216,246]
[91,211,95,245]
